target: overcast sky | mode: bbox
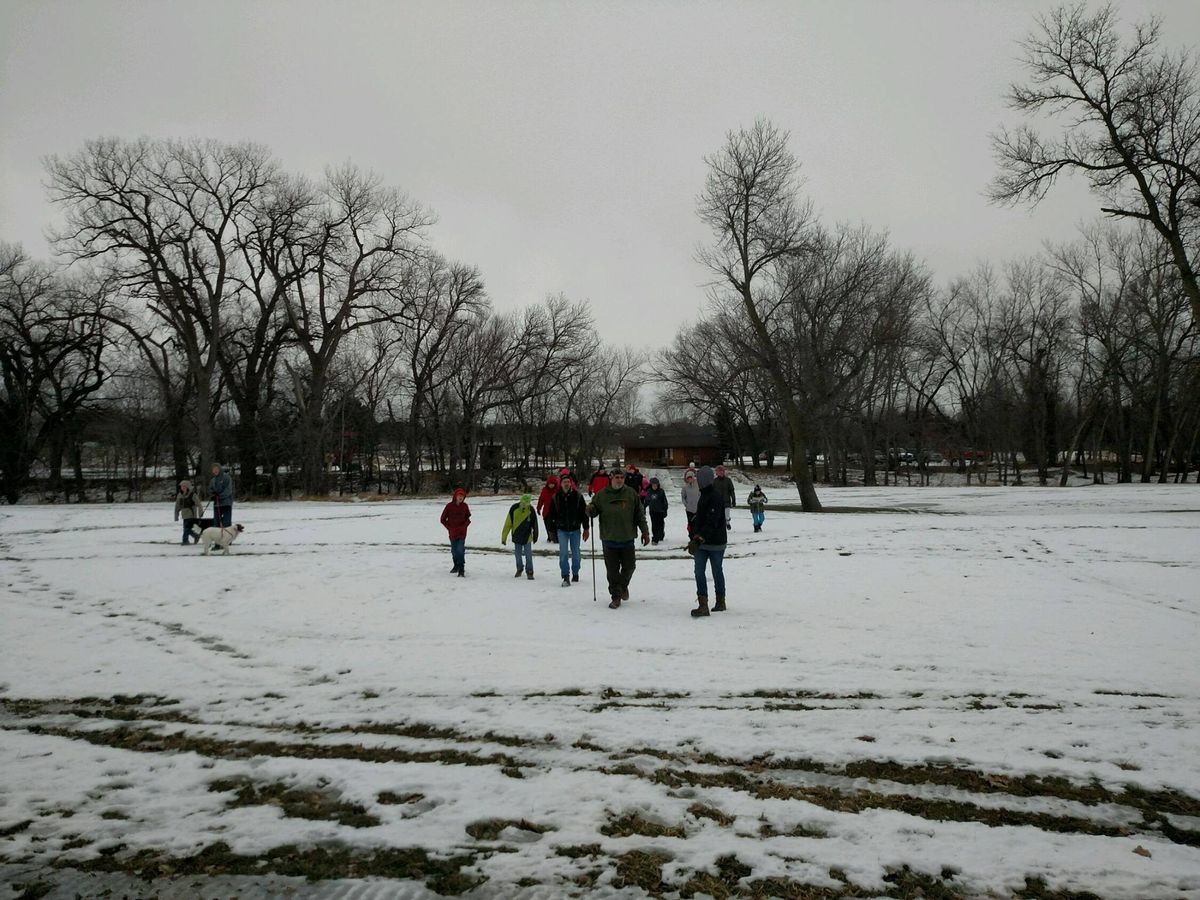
[3,0,1199,350]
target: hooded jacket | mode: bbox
[502,495,540,545]
[680,479,700,514]
[440,493,471,540]
[645,482,668,515]
[535,477,559,516]
[209,466,233,506]
[174,486,203,521]
[692,466,727,547]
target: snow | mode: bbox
[1,481,1198,897]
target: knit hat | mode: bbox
[560,474,575,487]
[519,493,533,506]
[452,487,467,499]
[546,475,559,485]
[649,477,659,485]
[697,466,715,489]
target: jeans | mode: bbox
[752,510,765,528]
[694,544,726,599]
[601,543,636,599]
[181,518,197,544]
[450,538,465,570]
[214,501,232,527]
[512,541,533,573]
[557,529,581,578]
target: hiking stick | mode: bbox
[589,524,596,602]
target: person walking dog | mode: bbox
[173,480,204,545]
[687,465,728,617]
[587,467,650,609]
[209,463,234,528]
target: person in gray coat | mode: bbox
[209,463,234,527]
[680,470,700,536]
[173,480,204,544]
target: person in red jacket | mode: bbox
[440,487,471,577]
[535,474,559,542]
[587,466,609,496]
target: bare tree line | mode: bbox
[1,139,644,503]
[4,3,1198,508]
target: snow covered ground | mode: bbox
[1,483,1198,898]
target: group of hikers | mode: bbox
[439,462,771,618]
[170,458,771,618]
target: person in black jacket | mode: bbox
[548,475,590,586]
[644,476,668,544]
[687,465,728,617]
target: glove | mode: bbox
[641,532,650,547]
[686,538,699,556]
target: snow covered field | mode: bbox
[1,483,1198,898]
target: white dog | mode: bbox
[195,523,245,555]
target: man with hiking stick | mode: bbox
[587,466,650,609]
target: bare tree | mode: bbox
[991,3,1200,323]
[46,138,278,477]
[282,164,432,495]
[0,245,112,503]
[697,119,822,510]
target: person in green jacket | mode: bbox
[501,493,540,579]
[587,467,650,609]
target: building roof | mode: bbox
[621,423,721,449]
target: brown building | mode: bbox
[621,424,723,468]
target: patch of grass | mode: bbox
[554,843,602,859]
[60,840,483,893]
[612,849,673,893]
[8,880,54,899]
[602,811,686,838]
[24,723,532,772]
[650,766,1136,841]
[687,802,734,826]
[98,810,129,821]
[464,818,550,841]
[0,819,33,837]
[1015,876,1104,899]
[376,791,424,805]
[759,820,829,839]
[208,777,380,828]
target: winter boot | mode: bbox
[457,567,465,578]
[620,586,630,601]
[562,577,570,587]
[712,597,727,612]
[527,572,534,580]
[691,596,710,618]
[608,597,621,609]
[514,568,524,578]
[572,573,579,582]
